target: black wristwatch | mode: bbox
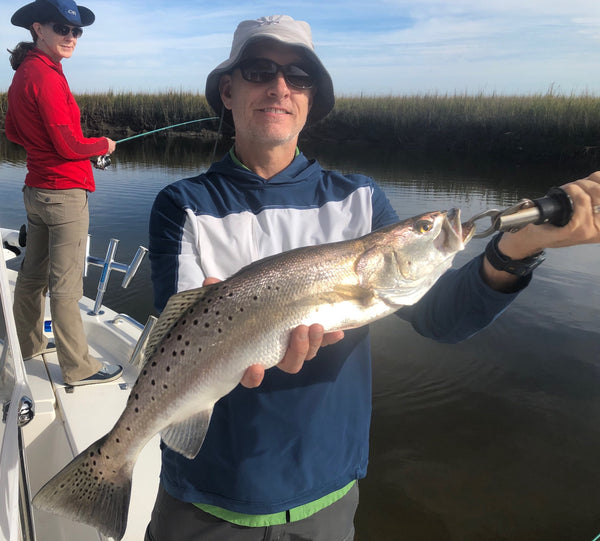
[485,233,546,276]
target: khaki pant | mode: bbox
[13,186,101,384]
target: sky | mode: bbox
[2,0,600,96]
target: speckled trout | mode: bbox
[33,208,474,539]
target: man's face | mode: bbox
[219,41,315,149]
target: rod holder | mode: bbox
[84,236,148,315]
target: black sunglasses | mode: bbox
[51,23,83,38]
[237,58,314,89]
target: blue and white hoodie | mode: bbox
[148,150,525,514]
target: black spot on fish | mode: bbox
[151,380,156,386]
[205,322,210,328]
[177,335,182,341]
[194,319,199,325]
[151,361,157,367]
[166,366,171,372]
[180,350,185,355]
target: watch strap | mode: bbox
[485,233,545,276]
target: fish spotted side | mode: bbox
[33,208,474,539]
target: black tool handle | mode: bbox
[532,187,574,227]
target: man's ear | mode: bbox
[219,75,233,110]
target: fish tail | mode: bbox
[32,434,133,540]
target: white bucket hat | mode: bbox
[205,15,335,125]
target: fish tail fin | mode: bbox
[32,434,133,540]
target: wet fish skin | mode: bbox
[33,208,473,540]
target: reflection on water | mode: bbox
[1,134,599,541]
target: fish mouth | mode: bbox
[438,208,474,252]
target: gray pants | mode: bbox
[144,482,358,541]
[13,186,101,383]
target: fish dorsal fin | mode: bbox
[142,286,210,361]
[161,407,214,459]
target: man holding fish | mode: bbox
[141,14,600,541]
[32,13,600,541]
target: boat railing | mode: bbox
[0,230,37,541]
[85,236,148,316]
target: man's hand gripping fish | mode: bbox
[33,208,474,540]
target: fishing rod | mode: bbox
[93,116,219,169]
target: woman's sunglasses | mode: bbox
[51,23,83,38]
[237,58,314,89]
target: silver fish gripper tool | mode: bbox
[466,186,574,239]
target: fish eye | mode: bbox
[414,220,434,234]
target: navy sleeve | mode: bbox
[399,255,531,343]
[149,186,187,312]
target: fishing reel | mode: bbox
[93,154,112,170]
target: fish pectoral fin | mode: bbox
[333,284,375,304]
[160,407,214,459]
[293,285,373,309]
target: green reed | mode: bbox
[74,91,214,135]
[307,92,600,159]
[2,90,600,161]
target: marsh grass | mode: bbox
[74,91,214,136]
[2,90,600,160]
[308,93,600,159]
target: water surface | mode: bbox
[1,135,599,541]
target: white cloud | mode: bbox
[2,0,600,95]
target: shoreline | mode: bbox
[2,92,600,165]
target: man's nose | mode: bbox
[267,71,291,96]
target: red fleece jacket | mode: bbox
[5,49,108,192]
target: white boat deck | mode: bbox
[3,263,160,541]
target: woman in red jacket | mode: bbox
[6,0,122,386]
